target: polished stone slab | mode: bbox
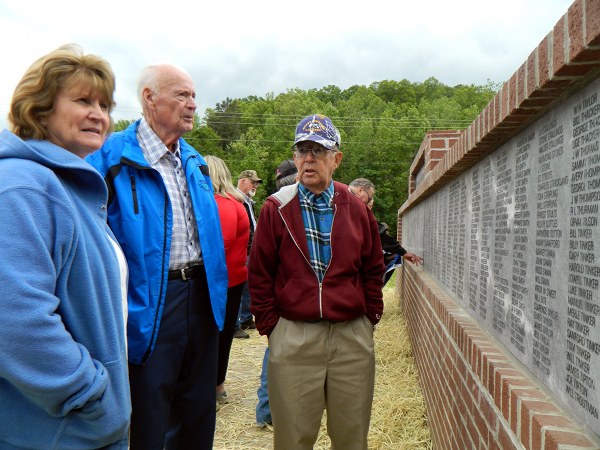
[402,77,600,435]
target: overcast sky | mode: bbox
[0,0,573,130]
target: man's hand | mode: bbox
[403,252,423,266]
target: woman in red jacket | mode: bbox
[205,156,250,403]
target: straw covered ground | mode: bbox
[214,278,432,449]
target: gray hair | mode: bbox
[137,65,161,106]
[349,178,375,191]
[136,63,191,106]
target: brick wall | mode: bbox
[397,266,598,449]
[409,131,462,195]
[397,0,600,448]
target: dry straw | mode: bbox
[214,274,432,449]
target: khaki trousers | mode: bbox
[268,316,375,450]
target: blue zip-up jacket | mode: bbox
[0,130,131,449]
[86,120,228,365]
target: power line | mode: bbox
[203,112,474,124]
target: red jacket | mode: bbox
[249,181,385,336]
[214,193,249,287]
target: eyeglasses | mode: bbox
[361,187,374,204]
[350,186,374,205]
[293,144,335,160]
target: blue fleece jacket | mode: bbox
[0,130,131,449]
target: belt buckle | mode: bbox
[181,267,188,281]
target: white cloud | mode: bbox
[0,0,574,130]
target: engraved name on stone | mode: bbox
[532,117,565,377]
[565,91,600,420]
[510,131,534,355]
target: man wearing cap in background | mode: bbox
[248,114,385,449]
[234,169,263,338]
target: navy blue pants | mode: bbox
[128,270,218,450]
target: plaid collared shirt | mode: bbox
[298,182,335,282]
[137,118,201,270]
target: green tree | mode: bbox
[113,119,134,132]
[186,77,498,236]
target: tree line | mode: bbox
[115,77,499,234]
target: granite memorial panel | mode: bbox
[402,77,600,434]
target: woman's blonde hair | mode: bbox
[9,44,116,140]
[205,155,244,202]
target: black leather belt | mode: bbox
[168,264,204,281]
[304,318,340,324]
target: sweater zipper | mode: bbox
[280,202,337,320]
[319,203,336,318]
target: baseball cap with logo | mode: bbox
[293,114,341,150]
[238,169,263,183]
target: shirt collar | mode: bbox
[236,187,255,204]
[298,181,334,206]
[138,117,181,165]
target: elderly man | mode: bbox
[249,114,385,449]
[234,169,262,337]
[87,64,227,450]
[349,178,423,269]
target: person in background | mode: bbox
[234,169,263,338]
[0,44,130,449]
[255,158,299,427]
[205,155,250,405]
[349,178,423,284]
[249,114,385,449]
[86,64,228,450]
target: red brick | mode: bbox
[567,0,584,59]
[520,400,561,449]
[538,35,550,87]
[544,429,596,450]
[429,149,448,160]
[520,399,559,417]
[526,49,538,97]
[456,353,467,379]
[509,73,518,115]
[501,83,511,120]
[552,15,567,76]
[474,407,490,440]
[501,377,532,423]
[586,0,600,46]
[479,393,498,433]
[517,63,526,105]
[494,91,502,127]
[465,411,481,446]
[498,425,519,450]
[510,388,545,435]
[430,138,449,149]
[466,371,480,401]
[487,436,500,450]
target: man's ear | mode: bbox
[143,87,154,108]
[334,151,343,166]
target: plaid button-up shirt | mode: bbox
[137,118,201,269]
[298,182,334,282]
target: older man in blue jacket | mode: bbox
[87,64,227,450]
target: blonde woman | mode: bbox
[0,44,130,448]
[205,155,250,402]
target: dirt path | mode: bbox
[213,283,432,449]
